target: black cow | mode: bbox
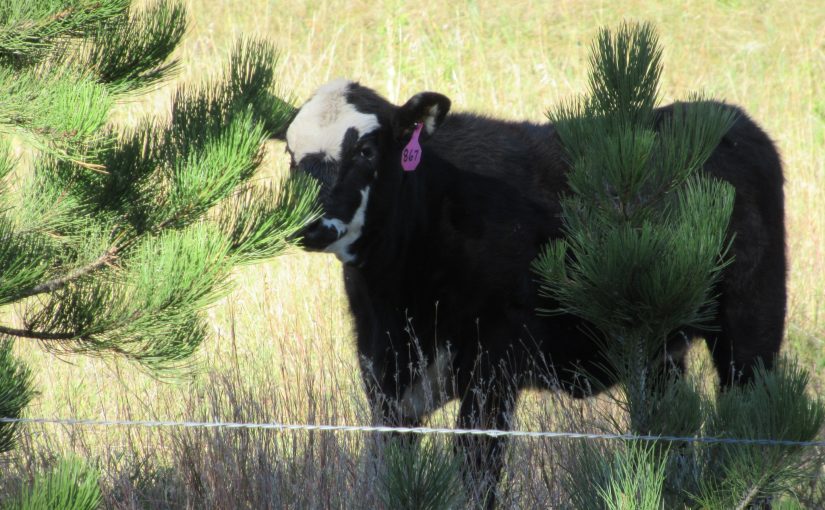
[277,78,785,504]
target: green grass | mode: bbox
[1,0,823,507]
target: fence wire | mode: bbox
[2,416,824,448]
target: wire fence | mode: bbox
[2,416,824,448]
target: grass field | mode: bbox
[3,0,824,507]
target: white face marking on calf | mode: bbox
[399,347,455,421]
[323,187,370,263]
[286,78,380,162]
[321,218,347,237]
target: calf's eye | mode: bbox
[359,146,374,159]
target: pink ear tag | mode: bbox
[401,123,424,171]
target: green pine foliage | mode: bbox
[533,22,736,437]
[218,174,320,264]
[0,65,113,162]
[5,456,102,510]
[533,23,737,346]
[0,0,186,162]
[0,341,35,455]
[75,1,187,92]
[379,438,466,510]
[694,359,825,509]
[565,441,668,510]
[536,22,824,508]
[0,0,131,67]
[0,0,318,458]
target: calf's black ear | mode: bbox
[394,92,451,140]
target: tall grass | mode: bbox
[1,0,823,507]
[0,348,609,508]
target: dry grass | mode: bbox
[2,0,823,507]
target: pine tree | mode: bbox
[533,23,737,434]
[0,0,318,456]
[533,23,823,508]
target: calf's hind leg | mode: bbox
[707,236,786,387]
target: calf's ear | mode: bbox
[394,92,451,140]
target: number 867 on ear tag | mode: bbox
[401,123,423,171]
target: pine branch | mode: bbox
[11,246,118,300]
[696,359,825,506]
[218,173,320,264]
[0,339,35,454]
[537,23,736,340]
[0,65,114,164]
[144,39,297,232]
[733,478,765,510]
[0,17,314,376]
[0,138,13,187]
[6,457,102,509]
[0,217,53,306]
[588,22,661,124]
[74,0,187,93]
[0,324,78,340]
[158,110,267,229]
[20,225,232,370]
[0,0,130,68]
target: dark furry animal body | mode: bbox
[278,79,786,504]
